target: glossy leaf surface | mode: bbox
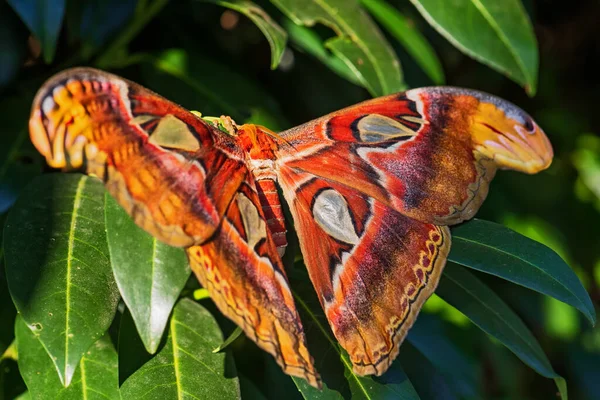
[15,315,119,399]
[409,0,538,93]
[272,0,404,96]
[4,174,120,386]
[437,263,567,398]
[105,194,190,354]
[120,299,240,399]
[450,219,596,325]
[360,0,444,84]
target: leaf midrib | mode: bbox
[313,0,388,94]
[444,270,554,377]
[452,235,590,315]
[64,176,88,379]
[469,0,530,82]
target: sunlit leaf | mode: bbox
[360,0,444,84]
[450,219,596,325]
[7,0,65,63]
[438,263,567,399]
[409,0,538,94]
[272,0,404,96]
[105,194,190,354]
[4,174,120,386]
[283,20,362,86]
[120,299,240,399]
[203,0,287,69]
[289,268,420,399]
[16,315,119,399]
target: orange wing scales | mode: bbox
[255,179,287,254]
[29,68,554,386]
[187,182,319,387]
[276,87,552,374]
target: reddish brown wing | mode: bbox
[277,88,552,226]
[29,68,320,387]
[187,180,320,387]
[275,88,552,375]
[29,67,246,247]
[277,170,450,375]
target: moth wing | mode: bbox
[187,180,321,388]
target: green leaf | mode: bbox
[105,194,190,354]
[271,0,404,96]
[437,263,567,398]
[289,268,420,399]
[15,315,120,400]
[409,0,538,94]
[283,19,362,86]
[4,174,120,386]
[6,0,66,63]
[213,326,244,353]
[203,0,288,69]
[360,0,445,84]
[450,219,596,325]
[120,298,240,399]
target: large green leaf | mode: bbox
[15,315,120,400]
[6,0,66,63]
[437,263,567,399]
[289,268,420,399]
[271,0,404,96]
[409,0,538,94]
[203,0,288,69]
[283,20,362,86]
[105,194,190,354]
[360,0,444,85]
[450,219,596,325]
[4,174,120,386]
[120,298,240,399]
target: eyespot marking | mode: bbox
[312,189,359,244]
[356,114,417,142]
[148,114,201,151]
[237,192,267,249]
